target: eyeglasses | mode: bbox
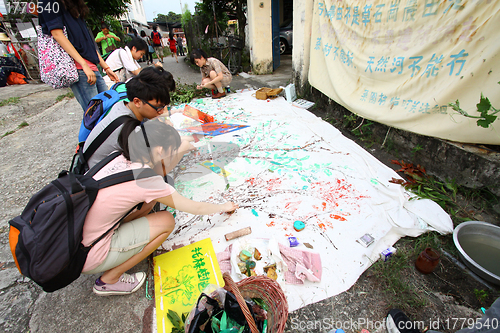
[141,99,166,113]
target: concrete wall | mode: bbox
[247,0,273,74]
[292,0,313,93]
[120,0,148,27]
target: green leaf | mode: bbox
[167,310,182,329]
[477,94,492,115]
[477,114,497,128]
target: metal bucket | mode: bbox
[453,221,500,285]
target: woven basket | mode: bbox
[223,272,288,333]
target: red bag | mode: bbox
[7,72,27,85]
[152,31,161,46]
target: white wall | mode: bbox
[120,0,148,27]
[292,0,312,91]
[247,0,273,74]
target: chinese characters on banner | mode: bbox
[309,0,500,144]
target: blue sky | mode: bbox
[143,0,200,21]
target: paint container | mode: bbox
[380,246,397,261]
[357,233,375,247]
[293,220,305,232]
[254,248,262,260]
[415,247,440,274]
[246,260,256,269]
[239,250,252,261]
[288,237,299,247]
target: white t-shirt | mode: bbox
[103,46,140,86]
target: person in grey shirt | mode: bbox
[83,67,194,175]
[176,35,185,56]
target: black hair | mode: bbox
[127,37,148,52]
[61,0,88,18]
[140,30,146,37]
[101,22,109,30]
[118,118,181,164]
[190,49,208,65]
[152,25,158,31]
[125,67,176,105]
[169,32,174,39]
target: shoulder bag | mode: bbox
[37,26,79,89]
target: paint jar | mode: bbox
[415,247,440,274]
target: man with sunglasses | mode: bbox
[82,67,195,174]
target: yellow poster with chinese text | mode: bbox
[153,238,224,333]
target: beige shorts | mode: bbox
[221,76,232,87]
[84,217,150,275]
[154,46,163,56]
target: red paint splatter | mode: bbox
[310,179,370,204]
[330,214,347,221]
[245,177,282,191]
[318,223,327,231]
[285,233,293,237]
[266,221,275,227]
[284,201,301,213]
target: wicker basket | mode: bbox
[223,272,288,333]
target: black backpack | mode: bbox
[8,152,157,292]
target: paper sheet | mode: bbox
[163,89,453,312]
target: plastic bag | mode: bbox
[230,238,287,286]
[185,286,258,333]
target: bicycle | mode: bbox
[210,35,244,75]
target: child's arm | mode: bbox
[152,140,196,176]
[157,191,238,215]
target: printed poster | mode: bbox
[153,238,224,333]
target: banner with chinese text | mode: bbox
[309,0,500,144]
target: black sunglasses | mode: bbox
[141,99,166,113]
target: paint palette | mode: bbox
[292,99,315,109]
[182,123,249,136]
[285,83,315,109]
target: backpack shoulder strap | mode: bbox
[89,203,140,248]
[82,115,130,164]
[97,168,158,189]
[86,151,122,177]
